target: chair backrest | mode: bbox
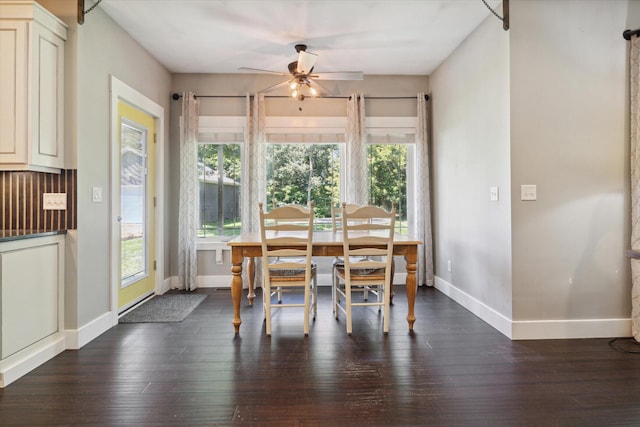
[331,203,365,232]
[259,202,315,282]
[341,202,396,279]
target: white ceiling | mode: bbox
[98,0,502,76]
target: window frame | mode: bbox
[365,116,418,235]
[196,116,246,243]
[264,116,348,224]
[194,115,420,244]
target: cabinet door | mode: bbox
[1,242,60,359]
[0,21,28,165]
[31,22,64,169]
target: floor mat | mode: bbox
[119,293,207,323]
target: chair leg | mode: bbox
[312,270,318,320]
[383,283,390,334]
[265,282,272,336]
[334,276,340,320]
[303,284,310,336]
[331,266,337,312]
[345,282,352,335]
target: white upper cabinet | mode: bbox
[0,1,67,172]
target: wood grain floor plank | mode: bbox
[1,286,639,426]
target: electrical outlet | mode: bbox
[43,193,67,210]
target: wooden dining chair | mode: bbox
[330,203,371,306]
[259,202,317,336]
[334,202,396,334]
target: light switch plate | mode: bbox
[92,186,103,203]
[521,184,537,201]
[43,193,67,210]
[490,186,499,201]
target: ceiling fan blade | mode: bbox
[297,50,318,74]
[308,79,331,96]
[238,67,289,76]
[311,71,364,81]
[259,79,291,93]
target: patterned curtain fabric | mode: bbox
[178,92,199,291]
[630,36,640,341]
[416,93,434,286]
[245,93,266,233]
[345,94,368,205]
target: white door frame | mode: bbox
[109,75,165,326]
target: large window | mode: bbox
[197,143,241,238]
[266,143,341,229]
[366,117,417,235]
[196,117,245,240]
[194,116,416,239]
[367,143,410,234]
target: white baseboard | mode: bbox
[512,318,631,340]
[160,276,172,294]
[434,276,513,338]
[434,276,632,340]
[0,332,66,388]
[64,312,114,350]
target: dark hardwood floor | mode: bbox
[1,286,640,426]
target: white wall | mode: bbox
[38,3,172,331]
[431,0,633,339]
[510,0,629,328]
[74,8,171,327]
[430,13,512,319]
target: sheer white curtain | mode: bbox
[178,92,199,291]
[416,93,434,286]
[243,93,266,233]
[630,35,640,341]
[346,94,368,204]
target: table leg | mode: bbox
[247,257,256,306]
[231,248,244,334]
[405,250,417,331]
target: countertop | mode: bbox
[0,230,67,243]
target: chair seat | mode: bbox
[271,260,317,277]
[336,266,386,279]
[332,256,369,267]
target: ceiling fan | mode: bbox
[239,44,363,101]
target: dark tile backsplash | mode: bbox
[1,170,77,238]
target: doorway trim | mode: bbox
[109,75,165,326]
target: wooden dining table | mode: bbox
[227,230,422,334]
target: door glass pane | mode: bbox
[120,120,147,287]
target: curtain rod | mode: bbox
[623,29,640,40]
[171,93,429,101]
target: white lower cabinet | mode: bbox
[0,234,65,387]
